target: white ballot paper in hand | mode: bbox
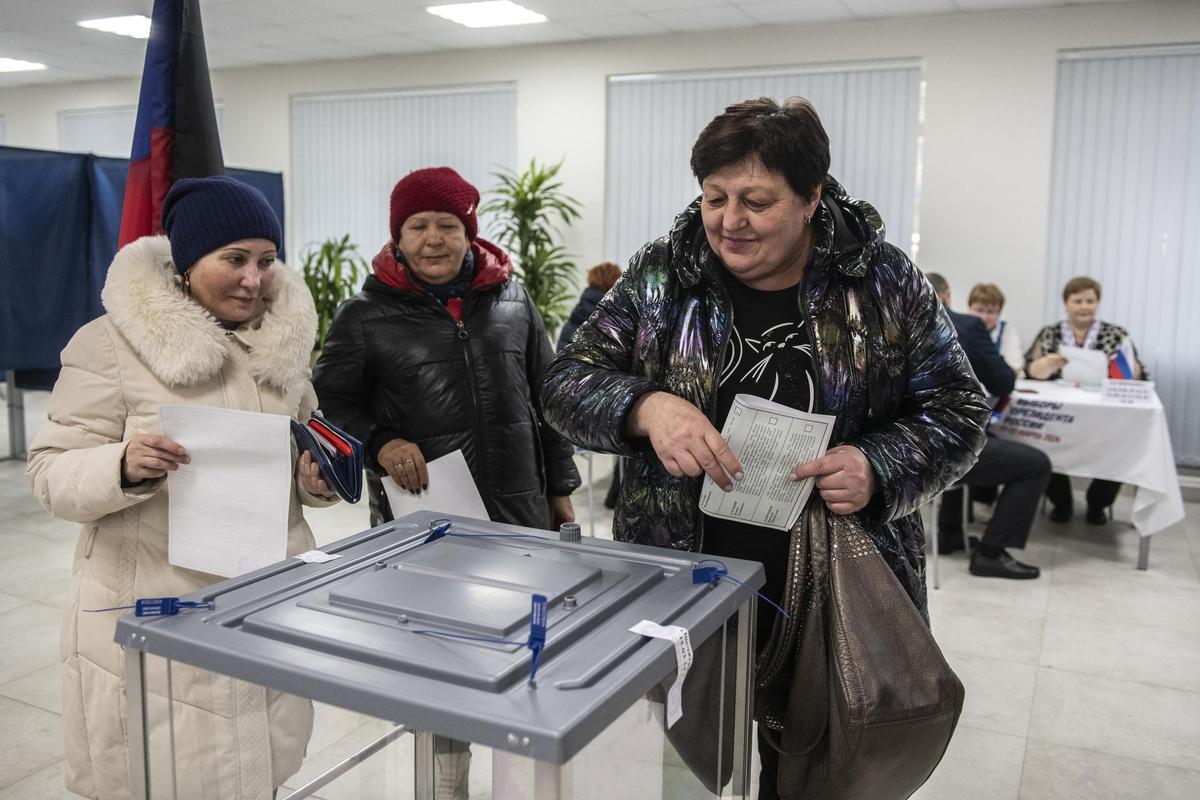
[699,394,835,531]
[1058,345,1108,386]
[158,405,291,578]
[382,449,491,521]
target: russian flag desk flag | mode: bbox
[1108,342,1136,380]
[118,0,224,247]
[1108,349,1134,380]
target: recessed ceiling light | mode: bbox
[77,15,152,39]
[426,1,547,29]
[0,57,47,73]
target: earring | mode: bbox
[181,271,191,295]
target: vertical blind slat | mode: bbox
[1046,50,1200,465]
[290,86,517,260]
[57,105,226,158]
[605,64,923,268]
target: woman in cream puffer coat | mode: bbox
[27,177,334,800]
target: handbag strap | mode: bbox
[760,598,831,757]
[760,503,834,757]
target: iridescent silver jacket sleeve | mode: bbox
[850,257,990,524]
[542,241,663,457]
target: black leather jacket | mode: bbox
[313,239,580,528]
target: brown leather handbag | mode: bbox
[757,504,965,800]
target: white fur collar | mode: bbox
[101,236,316,390]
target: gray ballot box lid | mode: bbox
[116,512,764,764]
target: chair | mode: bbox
[930,482,972,590]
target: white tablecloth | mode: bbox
[991,380,1184,536]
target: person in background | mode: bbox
[968,282,1023,375]
[312,167,581,799]
[542,97,988,799]
[27,177,332,800]
[556,261,623,351]
[1025,275,1145,524]
[929,273,1051,579]
[557,261,626,508]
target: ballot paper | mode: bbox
[699,394,835,531]
[382,449,491,521]
[1058,345,1109,386]
[158,405,291,578]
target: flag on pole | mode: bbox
[118,0,224,247]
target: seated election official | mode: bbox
[542,98,989,799]
[929,274,1051,579]
[1025,275,1146,524]
[26,177,333,800]
[967,282,1023,375]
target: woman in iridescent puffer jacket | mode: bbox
[542,98,988,795]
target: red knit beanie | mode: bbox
[389,167,480,242]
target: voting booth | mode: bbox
[115,512,763,799]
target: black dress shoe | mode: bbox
[1048,505,1072,523]
[1086,506,1108,525]
[969,549,1040,579]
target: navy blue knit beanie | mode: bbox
[161,176,282,273]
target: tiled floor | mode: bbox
[2,389,1199,799]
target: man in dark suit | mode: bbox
[928,273,1051,579]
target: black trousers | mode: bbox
[938,435,1052,550]
[1045,473,1122,514]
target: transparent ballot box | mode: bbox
[115,513,763,799]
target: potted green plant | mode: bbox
[300,234,367,352]
[481,159,582,334]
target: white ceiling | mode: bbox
[0,0,1134,87]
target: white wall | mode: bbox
[1,0,1197,341]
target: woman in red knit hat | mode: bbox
[314,165,580,529]
[313,167,581,794]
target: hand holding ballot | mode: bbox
[625,390,745,490]
[699,394,836,531]
[122,432,190,482]
[382,449,490,521]
[792,444,877,516]
[378,437,428,494]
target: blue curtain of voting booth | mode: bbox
[0,146,285,389]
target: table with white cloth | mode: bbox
[990,379,1185,569]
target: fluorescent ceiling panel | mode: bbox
[0,57,47,72]
[426,1,547,28]
[77,15,153,39]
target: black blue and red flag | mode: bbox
[118,0,223,247]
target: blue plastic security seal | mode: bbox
[527,594,548,687]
